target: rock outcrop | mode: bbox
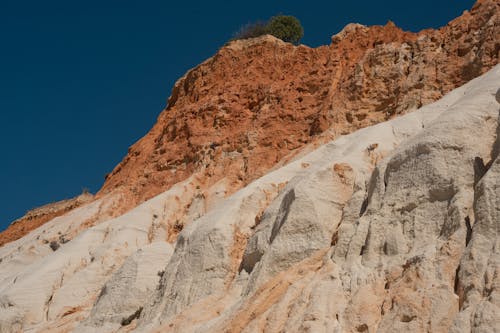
[96,0,499,221]
[1,0,498,247]
[0,1,499,332]
[0,63,498,332]
[136,65,500,333]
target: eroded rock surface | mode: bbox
[1,0,497,247]
[134,65,499,333]
[0,193,94,247]
[96,0,499,222]
[75,242,173,333]
[0,1,499,332]
[0,65,498,333]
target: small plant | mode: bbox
[232,15,304,45]
[266,15,304,44]
[233,21,268,40]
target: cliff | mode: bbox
[1,0,498,246]
[0,1,499,332]
[97,0,499,219]
[1,64,498,333]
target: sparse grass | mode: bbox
[232,15,304,45]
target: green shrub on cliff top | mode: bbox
[266,15,304,44]
[233,15,304,45]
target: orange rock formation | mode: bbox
[98,0,499,211]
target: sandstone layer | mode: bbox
[97,0,499,220]
[0,64,498,332]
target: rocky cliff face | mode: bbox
[0,1,499,332]
[97,0,499,218]
[1,0,498,246]
[1,65,498,333]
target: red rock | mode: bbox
[97,0,499,217]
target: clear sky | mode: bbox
[0,0,475,230]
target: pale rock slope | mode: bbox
[0,62,498,332]
[0,192,94,247]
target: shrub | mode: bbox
[232,15,304,45]
[233,21,268,40]
[266,15,304,44]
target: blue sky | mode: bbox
[0,0,475,230]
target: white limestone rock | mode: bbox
[74,242,173,333]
